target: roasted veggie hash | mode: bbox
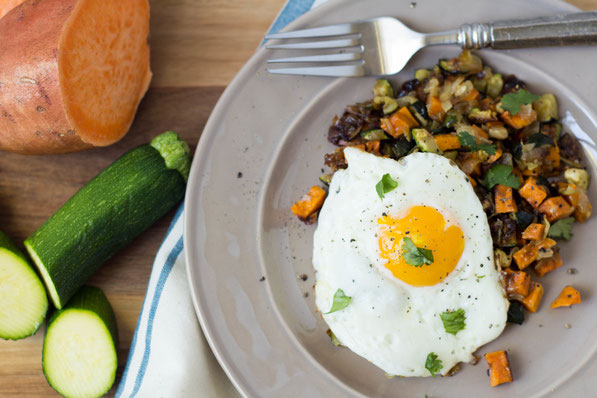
[292,50,592,365]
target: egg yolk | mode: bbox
[378,206,464,286]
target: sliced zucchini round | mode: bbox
[43,286,118,398]
[0,230,48,340]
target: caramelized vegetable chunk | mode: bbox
[291,186,326,222]
[427,96,445,120]
[501,108,537,129]
[485,351,513,387]
[521,282,544,313]
[434,134,461,151]
[561,184,592,223]
[512,242,538,270]
[503,269,531,300]
[538,196,574,223]
[382,107,419,138]
[518,177,547,208]
[534,251,563,277]
[551,286,581,308]
[522,223,545,240]
[495,185,518,214]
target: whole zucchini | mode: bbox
[25,131,190,309]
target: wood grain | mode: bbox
[0,0,594,396]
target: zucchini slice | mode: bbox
[43,286,117,398]
[0,230,48,340]
[25,131,190,309]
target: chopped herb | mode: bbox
[483,164,521,189]
[425,352,443,378]
[476,274,486,280]
[500,89,540,115]
[527,133,555,148]
[402,237,434,267]
[325,289,352,314]
[548,217,574,240]
[457,131,496,155]
[376,173,398,199]
[440,308,467,335]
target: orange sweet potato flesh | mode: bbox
[522,223,545,240]
[0,0,151,154]
[495,185,517,214]
[503,269,531,300]
[291,186,326,221]
[538,196,574,223]
[0,0,26,19]
[534,251,562,277]
[434,134,461,151]
[551,286,581,308]
[521,282,544,313]
[518,177,547,208]
[485,351,513,387]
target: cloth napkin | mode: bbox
[116,1,324,396]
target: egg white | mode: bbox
[313,147,509,377]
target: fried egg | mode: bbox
[313,147,508,377]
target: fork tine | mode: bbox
[267,52,361,64]
[267,65,365,77]
[265,38,360,50]
[264,23,358,40]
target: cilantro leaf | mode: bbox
[376,173,398,199]
[325,289,352,314]
[440,308,467,335]
[457,131,496,155]
[425,352,443,378]
[500,89,540,115]
[483,164,521,189]
[402,237,434,267]
[547,217,574,240]
[526,133,555,148]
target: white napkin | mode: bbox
[116,1,323,396]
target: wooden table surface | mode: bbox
[0,0,594,396]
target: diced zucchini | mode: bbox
[507,301,524,325]
[319,174,333,186]
[564,168,590,191]
[409,101,430,125]
[533,94,559,122]
[385,137,416,159]
[414,69,431,81]
[471,66,493,93]
[0,231,48,340]
[444,111,462,128]
[374,96,398,114]
[468,108,497,124]
[373,79,394,97]
[412,129,441,154]
[361,129,389,141]
[443,151,458,161]
[486,74,503,99]
[42,286,117,398]
[438,50,483,74]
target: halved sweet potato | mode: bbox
[0,0,151,154]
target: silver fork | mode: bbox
[265,12,597,77]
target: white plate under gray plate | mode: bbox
[183,0,597,396]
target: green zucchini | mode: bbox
[43,286,117,398]
[412,128,441,154]
[0,230,48,340]
[25,131,190,309]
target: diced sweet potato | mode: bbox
[551,286,581,308]
[538,196,574,223]
[512,242,538,270]
[485,351,513,387]
[291,186,326,221]
[522,223,545,240]
[434,134,461,151]
[0,0,152,154]
[521,282,544,313]
[427,95,444,119]
[488,148,503,163]
[534,251,563,277]
[518,177,547,208]
[495,185,517,214]
[382,107,419,138]
[501,108,537,129]
[503,269,531,300]
[536,238,556,251]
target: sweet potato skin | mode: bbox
[0,0,27,19]
[0,0,92,154]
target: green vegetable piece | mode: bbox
[325,289,352,314]
[440,308,466,335]
[483,164,521,190]
[361,129,389,141]
[533,94,559,122]
[326,329,342,346]
[402,237,434,267]
[547,217,574,240]
[425,352,443,378]
[526,133,554,148]
[319,174,333,186]
[412,128,441,154]
[457,131,496,155]
[376,173,398,199]
[500,89,540,115]
[415,69,431,81]
[486,73,503,99]
[515,211,535,230]
[373,79,394,97]
[150,131,192,182]
[507,300,525,325]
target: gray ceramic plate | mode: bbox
[184,0,597,396]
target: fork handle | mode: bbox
[457,11,597,49]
